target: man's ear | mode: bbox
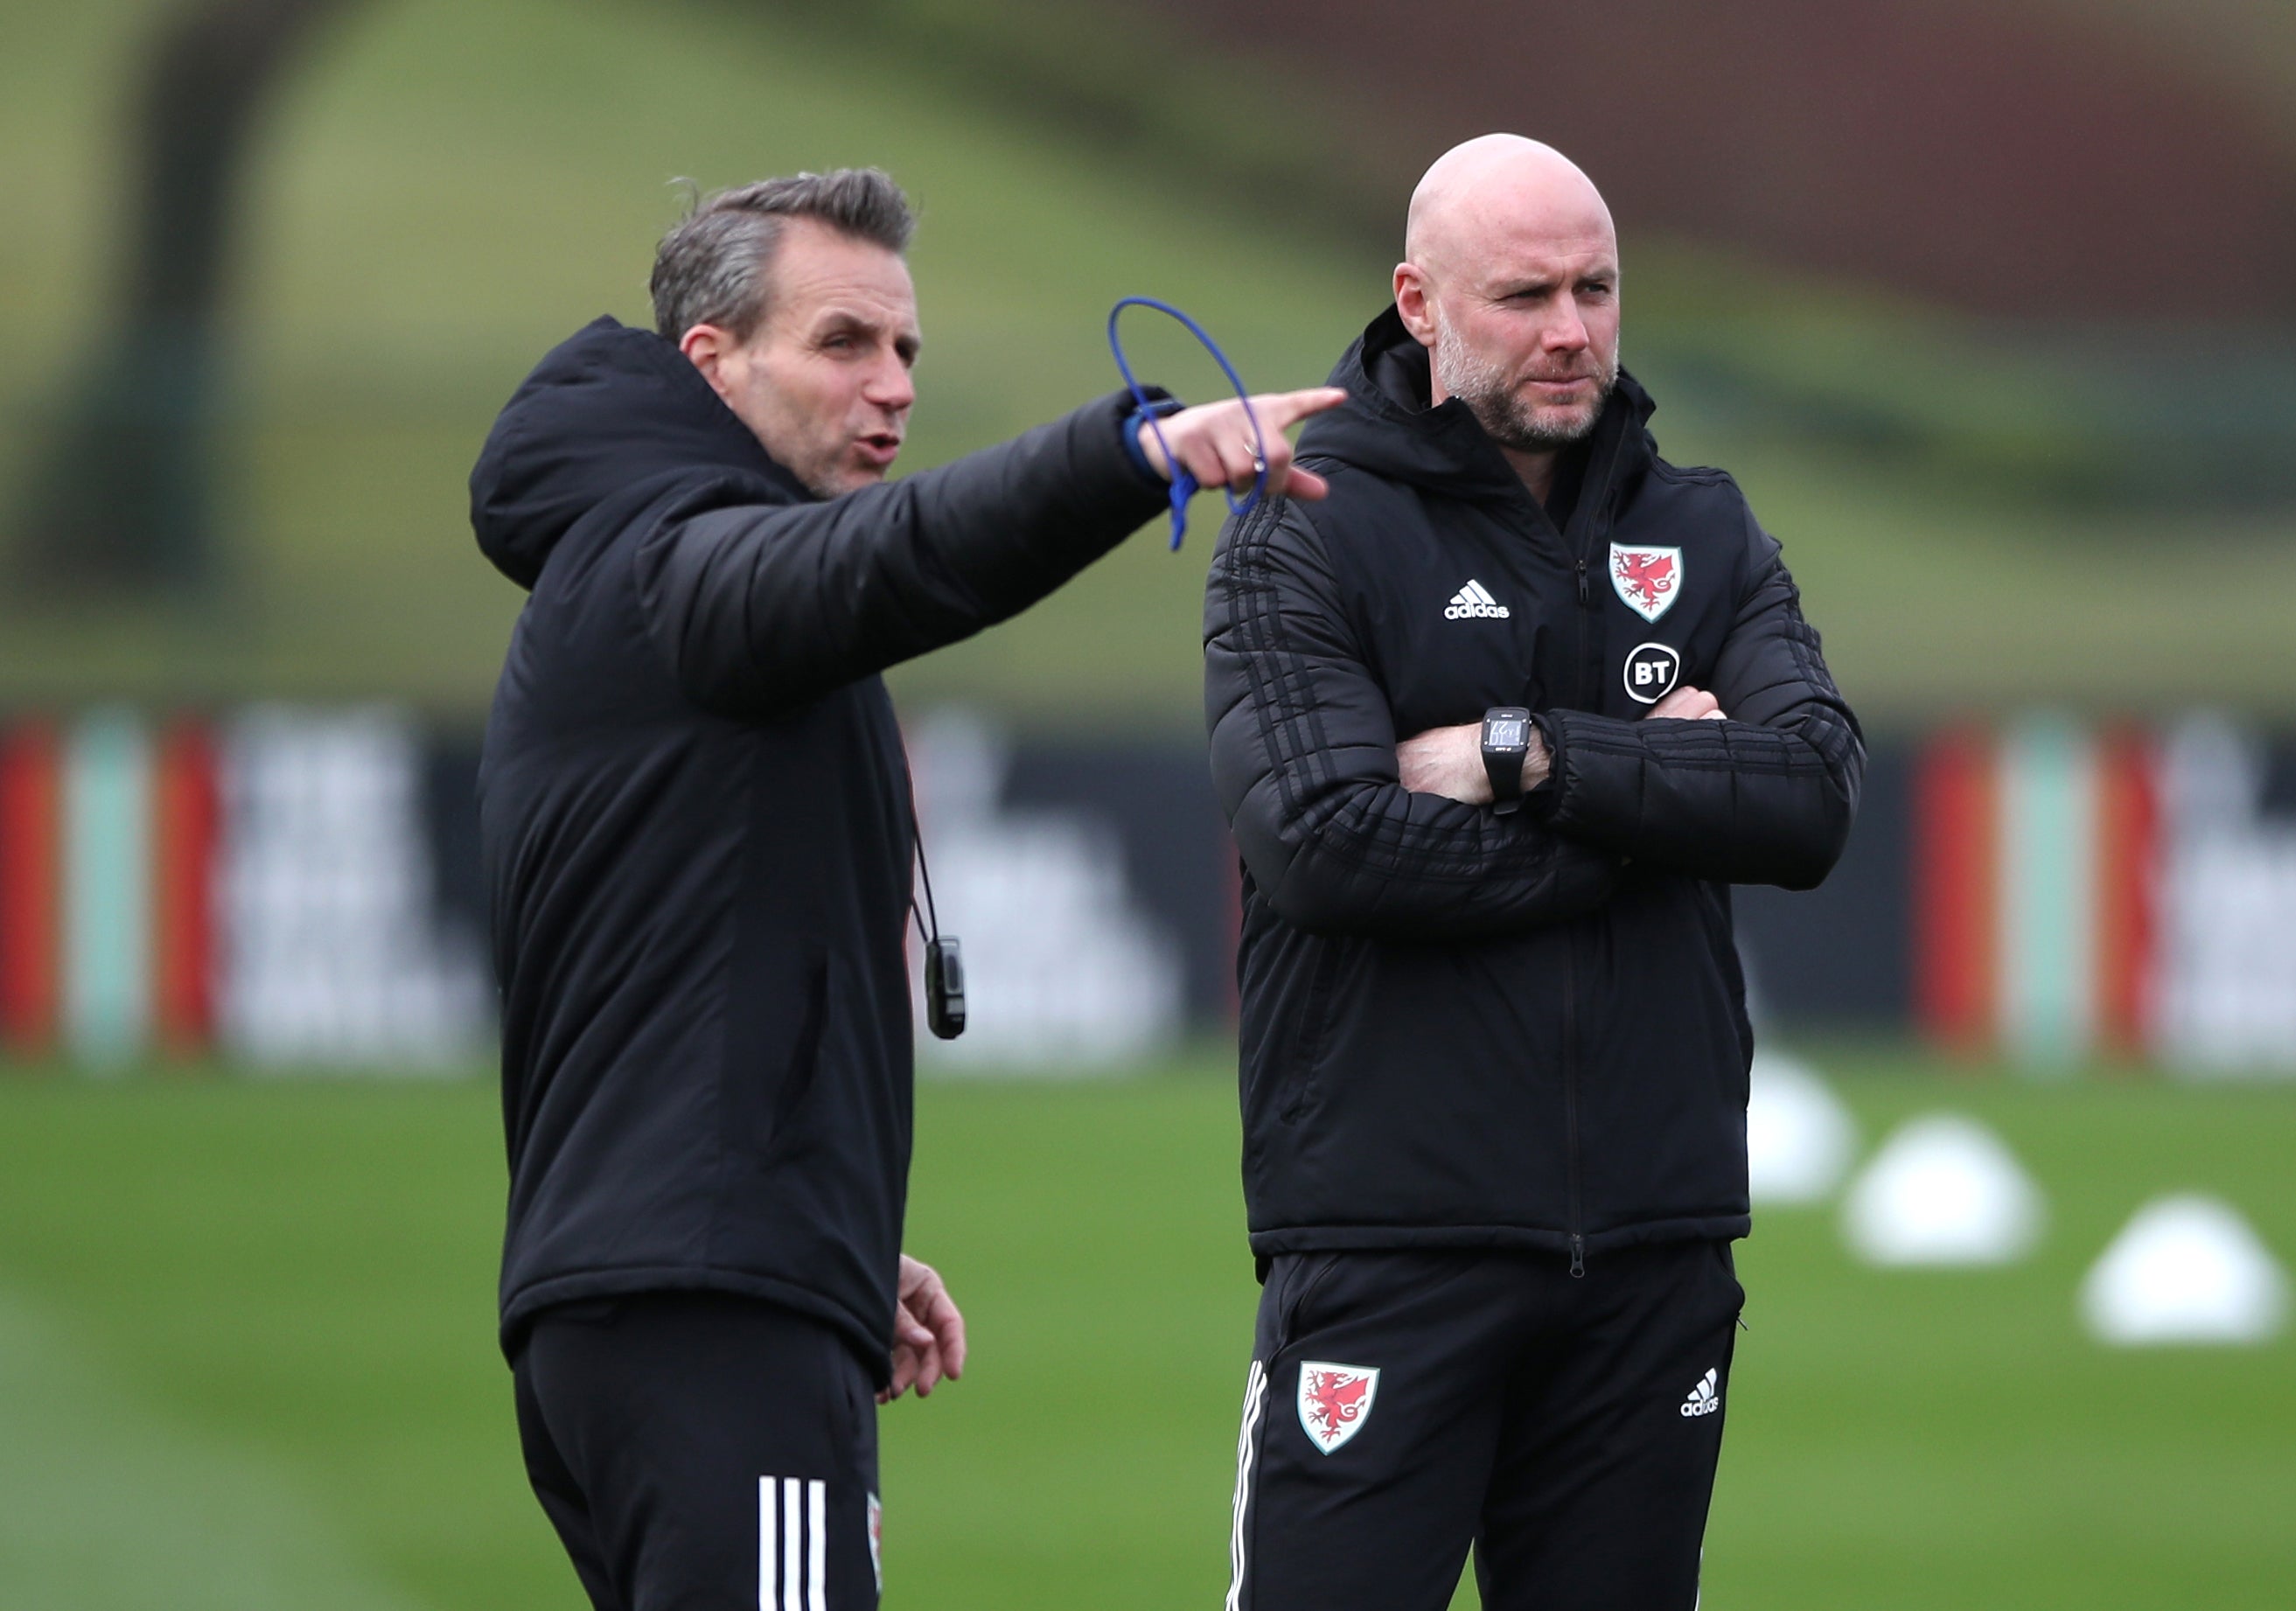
[1392,263,1439,348]
[679,324,736,398]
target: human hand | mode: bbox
[1396,719,1550,805]
[1646,686,1727,722]
[1134,387,1348,503]
[879,1252,967,1404]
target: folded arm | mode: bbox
[1534,513,1864,889]
[1206,500,1620,941]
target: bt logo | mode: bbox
[1623,643,1681,704]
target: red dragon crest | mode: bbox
[1297,1363,1380,1452]
[1609,545,1682,623]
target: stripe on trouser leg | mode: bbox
[760,1477,777,1611]
[1226,1361,1269,1611]
[783,1478,803,1611]
[807,1479,827,1611]
[761,1475,833,1611]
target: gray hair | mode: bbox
[649,169,916,341]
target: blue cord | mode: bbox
[1107,296,1267,550]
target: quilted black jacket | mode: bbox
[472,317,1165,1373]
[1204,308,1863,1270]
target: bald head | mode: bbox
[1405,135,1615,285]
[1394,135,1623,489]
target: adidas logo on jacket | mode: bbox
[1443,578,1511,619]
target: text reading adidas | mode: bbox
[1679,1368,1721,1419]
[1444,579,1511,620]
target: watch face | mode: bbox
[1487,718,1526,749]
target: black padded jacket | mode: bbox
[471,317,1166,1375]
[1204,308,1863,1270]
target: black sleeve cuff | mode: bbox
[1525,710,1565,819]
[1118,392,1185,486]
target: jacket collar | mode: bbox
[470,317,806,590]
[1299,304,1657,526]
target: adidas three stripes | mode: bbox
[514,1292,882,1609]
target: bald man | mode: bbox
[1203,136,1863,1611]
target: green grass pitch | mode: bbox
[0,1052,2291,1608]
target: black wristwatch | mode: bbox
[1482,707,1533,814]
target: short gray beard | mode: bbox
[1432,313,1617,454]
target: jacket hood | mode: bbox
[470,316,796,589]
[1296,305,1658,505]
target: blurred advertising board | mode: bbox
[2,706,2293,1076]
[0,706,490,1072]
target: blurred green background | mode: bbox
[7,0,2296,724]
[5,0,2296,1607]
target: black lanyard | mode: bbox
[911,831,965,1040]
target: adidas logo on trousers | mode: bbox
[1679,1368,1721,1418]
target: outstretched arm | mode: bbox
[636,388,1343,717]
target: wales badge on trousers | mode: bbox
[1296,1361,1381,1454]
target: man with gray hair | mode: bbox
[471,167,1340,1610]
[1204,136,1861,1610]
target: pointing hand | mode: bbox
[1134,387,1350,503]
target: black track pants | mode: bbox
[513,1293,882,1611]
[1225,1242,1743,1611]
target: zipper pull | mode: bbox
[1569,1235,1586,1279]
[1574,558,1590,608]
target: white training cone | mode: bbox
[1842,1113,2043,1266]
[1746,1050,1856,1205]
[2080,1195,2290,1346]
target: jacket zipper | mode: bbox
[1562,929,1586,1279]
[1547,436,1621,1280]
[1561,494,1608,1280]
